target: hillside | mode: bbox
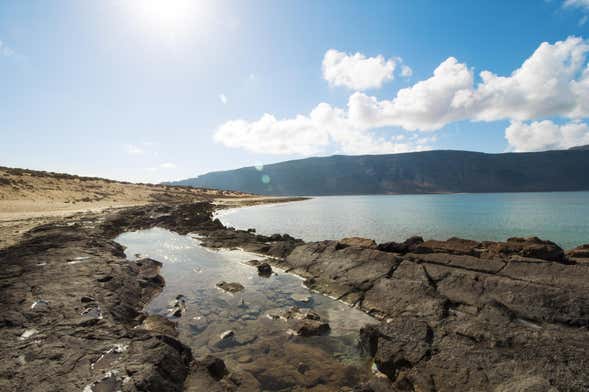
[0,166,251,217]
[169,149,589,195]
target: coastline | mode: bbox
[1,199,588,391]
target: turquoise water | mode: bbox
[219,192,589,250]
[116,228,376,389]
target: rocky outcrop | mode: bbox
[0,220,192,392]
[278,236,589,391]
[3,201,588,391]
[567,243,589,264]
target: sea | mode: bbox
[218,191,589,250]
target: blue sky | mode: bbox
[1,0,589,182]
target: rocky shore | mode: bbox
[1,201,588,391]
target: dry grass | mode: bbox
[0,166,252,217]
[0,166,260,248]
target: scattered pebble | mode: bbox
[18,329,39,341]
[30,300,49,311]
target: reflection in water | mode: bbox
[218,192,589,249]
[116,228,377,390]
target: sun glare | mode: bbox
[127,0,205,41]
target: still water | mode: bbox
[219,192,589,249]
[116,228,377,390]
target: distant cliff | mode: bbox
[168,149,589,196]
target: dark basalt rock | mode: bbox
[567,243,589,263]
[377,235,423,254]
[3,201,588,391]
[277,235,589,390]
[0,214,190,392]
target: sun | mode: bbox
[126,0,206,41]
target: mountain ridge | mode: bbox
[168,148,589,196]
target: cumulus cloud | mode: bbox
[214,113,330,155]
[345,37,589,131]
[215,37,589,155]
[505,120,589,152]
[322,49,397,90]
[214,104,431,156]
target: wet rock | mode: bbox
[185,355,260,391]
[274,307,330,337]
[295,319,330,337]
[256,262,272,277]
[141,314,178,337]
[291,293,312,304]
[188,316,208,335]
[216,281,244,293]
[213,330,236,349]
[167,294,187,317]
[199,355,228,380]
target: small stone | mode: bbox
[19,329,39,340]
[216,281,244,293]
[291,293,312,304]
[257,263,272,277]
[30,300,49,311]
[214,330,236,348]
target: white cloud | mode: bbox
[214,104,432,156]
[401,65,413,77]
[347,57,474,131]
[160,162,177,169]
[564,0,589,10]
[0,40,14,57]
[215,37,589,156]
[580,15,588,26]
[322,49,397,90]
[214,113,329,155]
[219,93,228,104]
[127,145,144,155]
[506,120,589,151]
